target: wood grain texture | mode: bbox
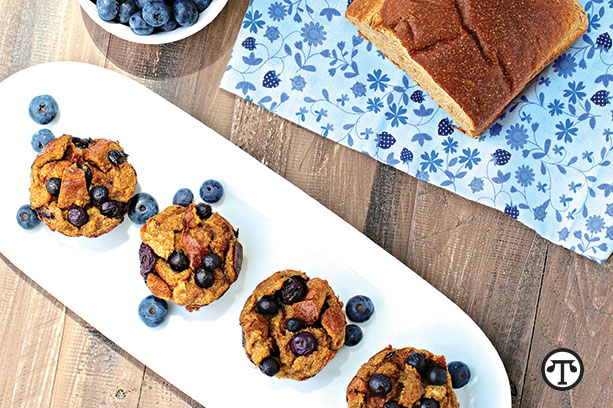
[0,0,611,407]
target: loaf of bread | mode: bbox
[346,0,588,137]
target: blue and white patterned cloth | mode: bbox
[220,0,613,264]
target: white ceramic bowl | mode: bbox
[78,0,229,45]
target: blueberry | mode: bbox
[90,186,109,205]
[406,352,426,373]
[419,399,439,408]
[199,179,223,203]
[29,95,58,125]
[448,361,471,388]
[139,243,157,277]
[344,324,363,347]
[160,17,178,31]
[193,0,211,11]
[168,251,189,272]
[290,332,317,356]
[45,178,61,196]
[108,149,129,168]
[202,252,221,271]
[129,12,154,35]
[256,295,278,316]
[72,137,92,149]
[346,295,374,323]
[128,193,159,224]
[31,129,55,152]
[67,206,89,227]
[286,318,302,332]
[259,357,280,377]
[368,374,392,395]
[194,266,215,288]
[173,188,193,207]
[16,205,40,230]
[195,203,212,220]
[138,295,168,327]
[280,276,307,305]
[383,402,404,408]
[100,200,127,219]
[97,0,119,21]
[174,0,198,26]
[136,0,150,8]
[118,0,138,23]
[78,164,93,187]
[425,365,448,386]
[142,0,171,26]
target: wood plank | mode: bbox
[137,369,204,408]
[519,248,613,408]
[403,181,547,407]
[0,257,65,408]
[49,311,145,408]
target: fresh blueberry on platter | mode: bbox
[346,295,374,322]
[194,266,215,288]
[129,12,154,35]
[142,0,171,27]
[46,178,61,196]
[448,361,471,388]
[97,0,119,21]
[406,352,426,373]
[259,357,280,376]
[173,0,199,26]
[29,95,58,125]
[419,398,439,408]
[368,373,392,395]
[286,318,302,332]
[128,192,159,224]
[193,0,212,12]
[90,186,109,205]
[118,0,138,24]
[344,324,363,347]
[425,364,448,386]
[199,179,224,203]
[172,188,193,207]
[256,295,279,316]
[168,251,189,272]
[138,295,169,327]
[31,129,55,152]
[16,205,40,230]
[67,206,89,227]
[289,332,317,356]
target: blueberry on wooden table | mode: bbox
[29,95,58,125]
[344,324,363,347]
[16,205,40,230]
[199,179,224,203]
[31,129,55,152]
[448,361,471,388]
[172,188,193,207]
[346,295,374,322]
[138,295,168,327]
[128,192,159,224]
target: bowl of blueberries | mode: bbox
[80,0,228,44]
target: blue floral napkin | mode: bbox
[220,0,613,263]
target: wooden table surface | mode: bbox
[0,1,611,407]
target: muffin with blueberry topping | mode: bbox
[240,270,346,380]
[347,346,459,408]
[140,203,242,312]
[29,134,137,237]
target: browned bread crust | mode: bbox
[346,0,588,137]
[347,346,458,408]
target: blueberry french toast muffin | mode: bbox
[347,346,459,408]
[139,203,243,312]
[30,134,136,237]
[240,270,346,380]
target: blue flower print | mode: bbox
[515,165,535,187]
[243,10,265,33]
[321,123,334,137]
[351,81,367,98]
[264,26,280,42]
[385,103,408,127]
[548,99,565,116]
[366,69,390,92]
[296,107,308,121]
[415,170,429,182]
[533,201,549,222]
[505,123,529,150]
[563,81,586,104]
[268,2,287,22]
[442,137,458,154]
[420,150,444,173]
[458,148,481,169]
[606,203,613,217]
[301,22,326,47]
[555,119,578,143]
[314,108,328,122]
[537,182,547,193]
[291,75,306,91]
[489,123,502,137]
[586,215,606,234]
[553,53,577,78]
[469,177,484,193]
[607,226,613,240]
[558,227,569,241]
[538,76,551,86]
[367,97,384,113]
